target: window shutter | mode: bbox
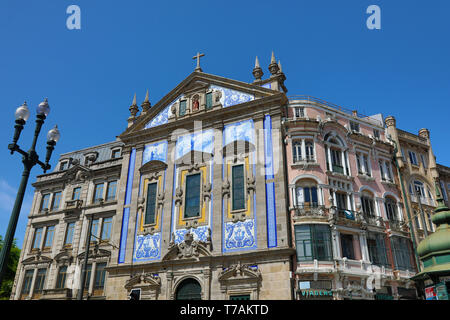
[145,183,158,224]
[232,165,245,210]
[185,174,201,218]
[206,92,213,109]
[179,100,187,116]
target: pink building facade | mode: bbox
[284,97,417,300]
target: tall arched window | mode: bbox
[361,191,376,218]
[292,141,302,163]
[409,180,434,206]
[384,196,398,222]
[295,179,319,208]
[324,132,348,175]
[305,141,315,162]
[175,278,202,300]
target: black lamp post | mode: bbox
[0,98,60,288]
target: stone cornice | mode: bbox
[106,247,294,274]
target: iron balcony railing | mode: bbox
[293,155,316,163]
[293,203,326,217]
[336,208,359,221]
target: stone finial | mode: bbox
[268,51,280,76]
[141,90,151,114]
[278,60,283,73]
[418,128,430,140]
[129,93,139,117]
[384,115,396,128]
[252,56,264,82]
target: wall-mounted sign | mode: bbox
[425,286,436,300]
[299,289,333,298]
[375,294,394,300]
[435,282,449,301]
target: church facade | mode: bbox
[10,53,450,300]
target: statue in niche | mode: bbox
[192,95,200,111]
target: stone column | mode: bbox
[28,268,38,299]
[166,272,173,300]
[124,145,144,264]
[254,116,268,249]
[331,226,341,259]
[161,139,177,258]
[212,122,223,253]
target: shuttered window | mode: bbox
[179,100,187,116]
[232,164,245,211]
[145,183,158,225]
[185,174,201,218]
[206,92,213,109]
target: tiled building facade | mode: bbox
[9,54,450,300]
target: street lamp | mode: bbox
[0,98,60,288]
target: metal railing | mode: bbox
[288,95,384,127]
[293,155,316,163]
[293,203,326,217]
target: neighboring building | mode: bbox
[285,97,416,300]
[437,164,450,208]
[384,118,441,266]
[10,141,123,300]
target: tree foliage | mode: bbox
[0,236,21,300]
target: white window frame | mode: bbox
[408,150,418,165]
[355,150,372,177]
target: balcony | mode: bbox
[332,165,344,175]
[41,288,72,300]
[410,195,436,207]
[388,219,409,232]
[330,208,365,227]
[293,155,316,164]
[362,214,384,227]
[65,199,83,210]
[293,203,327,219]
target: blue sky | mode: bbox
[1,0,449,248]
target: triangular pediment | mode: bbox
[120,71,281,137]
[218,262,261,282]
[61,164,92,184]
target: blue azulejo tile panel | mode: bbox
[144,95,182,129]
[223,120,254,145]
[142,141,168,164]
[175,129,214,160]
[223,219,257,252]
[265,182,277,248]
[133,232,161,262]
[118,207,130,264]
[210,85,254,108]
[174,226,210,244]
[124,148,136,206]
[263,114,277,248]
[263,115,274,180]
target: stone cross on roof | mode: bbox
[193,52,205,72]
